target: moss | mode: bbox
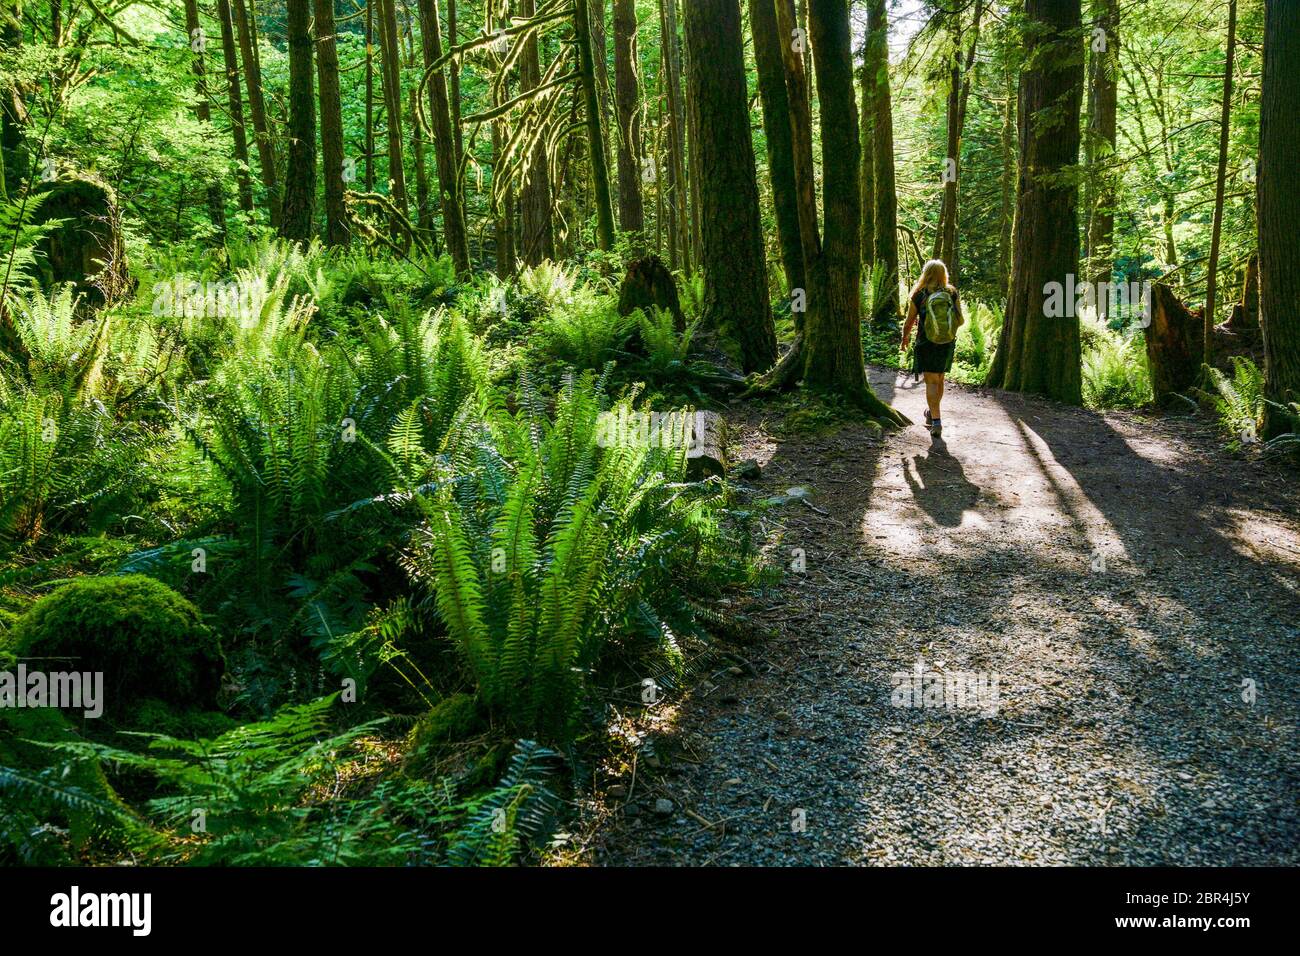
[406,693,483,754]
[8,575,225,716]
[121,698,238,740]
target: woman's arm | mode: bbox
[901,298,918,349]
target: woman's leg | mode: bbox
[924,372,942,421]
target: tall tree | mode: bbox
[750,0,806,297]
[232,0,279,225]
[519,0,555,264]
[682,0,775,372]
[1084,0,1118,314]
[378,0,409,231]
[216,0,254,214]
[799,0,904,423]
[315,0,349,245]
[1258,0,1300,438]
[933,0,985,282]
[986,0,1084,404]
[417,0,472,273]
[864,0,900,325]
[1,0,28,196]
[279,0,317,241]
[1203,0,1236,360]
[660,0,689,271]
[613,0,644,233]
[183,0,227,235]
[574,0,617,250]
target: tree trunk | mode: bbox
[1084,0,1118,313]
[934,0,984,282]
[798,0,901,424]
[519,0,555,264]
[183,0,227,236]
[278,0,316,242]
[1144,283,1204,403]
[1226,253,1259,333]
[1204,0,1236,361]
[858,54,875,276]
[985,0,1084,404]
[365,0,375,192]
[574,0,617,251]
[216,0,254,214]
[660,0,690,272]
[864,0,900,326]
[750,0,806,298]
[998,56,1015,303]
[1259,0,1300,438]
[378,0,409,235]
[613,0,643,234]
[1,0,29,197]
[232,0,279,226]
[682,0,775,373]
[315,0,349,245]
[417,0,472,274]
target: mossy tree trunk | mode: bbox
[750,0,806,299]
[183,0,227,236]
[613,0,644,234]
[418,0,472,274]
[232,0,279,226]
[682,0,775,373]
[278,0,316,242]
[378,0,409,241]
[519,0,555,264]
[985,0,1084,405]
[1259,0,1300,438]
[574,0,617,251]
[315,0,349,246]
[1084,0,1118,315]
[865,0,900,326]
[216,0,254,214]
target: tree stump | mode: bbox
[33,173,132,306]
[617,254,685,330]
[1144,283,1204,404]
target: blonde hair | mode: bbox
[910,259,954,299]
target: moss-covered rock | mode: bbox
[7,575,225,715]
[122,698,237,739]
[406,693,483,753]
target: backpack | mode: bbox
[923,288,959,345]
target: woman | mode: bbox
[901,259,963,437]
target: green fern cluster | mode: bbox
[1206,356,1265,442]
[407,369,724,740]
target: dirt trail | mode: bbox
[594,368,1300,866]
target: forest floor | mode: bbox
[586,366,1300,866]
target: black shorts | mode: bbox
[912,332,955,374]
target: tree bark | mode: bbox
[574,0,617,250]
[278,0,316,242]
[683,0,775,372]
[798,0,901,424]
[232,0,279,226]
[1084,0,1118,313]
[183,0,227,236]
[315,0,349,245]
[613,0,644,233]
[985,0,1084,404]
[378,0,409,236]
[864,0,900,325]
[660,0,690,272]
[519,0,555,264]
[750,0,806,298]
[1204,0,1236,361]
[417,0,472,273]
[216,0,254,214]
[1259,0,1300,438]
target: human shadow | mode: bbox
[902,437,982,528]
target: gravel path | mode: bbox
[592,369,1300,866]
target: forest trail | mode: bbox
[593,367,1300,866]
